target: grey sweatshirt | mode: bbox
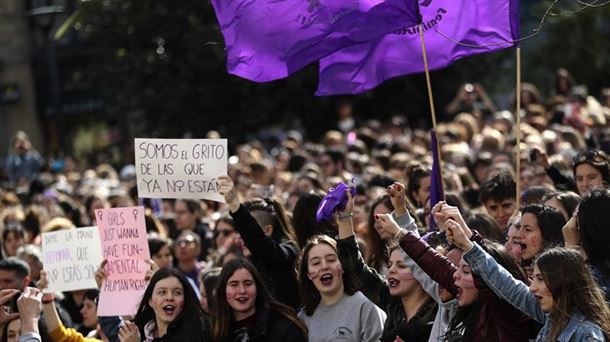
[298,291,387,342]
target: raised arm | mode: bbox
[376,213,459,296]
[446,220,545,323]
[387,182,418,233]
[219,175,297,268]
[336,189,391,307]
[17,288,43,341]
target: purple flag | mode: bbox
[428,129,444,232]
[316,0,520,95]
[210,0,420,82]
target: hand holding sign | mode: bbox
[218,175,240,212]
[96,206,150,316]
[135,138,228,201]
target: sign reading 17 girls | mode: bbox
[135,138,227,202]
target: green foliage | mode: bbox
[525,2,610,97]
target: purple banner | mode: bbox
[211,0,420,82]
[317,0,520,95]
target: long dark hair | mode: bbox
[292,191,338,249]
[542,191,581,220]
[446,240,527,340]
[213,258,307,341]
[521,204,566,250]
[407,166,432,207]
[578,190,610,263]
[244,197,297,243]
[366,196,393,272]
[537,248,610,340]
[133,268,207,341]
[298,235,356,316]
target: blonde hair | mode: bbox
[42,217,75,233]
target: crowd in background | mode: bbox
[1,68,610,341]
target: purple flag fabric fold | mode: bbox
[210,0,420,82]
[428,129,444,232]
[316,0,520,95]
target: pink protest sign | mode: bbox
[95,206,150,316]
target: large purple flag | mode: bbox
[428,129,444,232]
[317,0,520,95]
[210,0,420,82]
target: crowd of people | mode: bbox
[1,69,610,341]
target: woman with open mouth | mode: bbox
[376,202,539,341]
[212,258,307,342]
[361,190,422,276]
[298,234,386,342]
[336,182,437,342]
[118,268,210,342]
[448,218,610,341]
[517,204,565,278]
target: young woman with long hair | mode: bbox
[448,218,610,341]
[118,268,209,342]
[364,189,419,275]
[219,175,301,309]
[564,189,610,299]
[298,235,386,342]
[376,202,539,341]
[212,258,307,342]
[336,183,436,342]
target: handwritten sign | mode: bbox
[134,138,228,201]
[96,206,150,316]
[42,227,103,293]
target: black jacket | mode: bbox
[141,315,211,342]
[225,304,306,342]
[231,205,300,309]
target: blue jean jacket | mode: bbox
[464,243,606,342]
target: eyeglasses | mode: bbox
[214,229,234,238]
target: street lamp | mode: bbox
[28,4,64,151]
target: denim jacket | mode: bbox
[464,243,606,342]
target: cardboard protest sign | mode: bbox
[95,206,150,316]
[42,227,103,293]
[135,138,228,202]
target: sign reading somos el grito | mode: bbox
[135,138,227,202]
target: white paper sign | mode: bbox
[135,138,227,201]
[42,227,103,293]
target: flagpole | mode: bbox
[419,24,438,130]
[515,47,522,212]
[419,23,444,199]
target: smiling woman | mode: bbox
[212,258,307,342]
[298,235,387,342]
[122,268,210,342]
